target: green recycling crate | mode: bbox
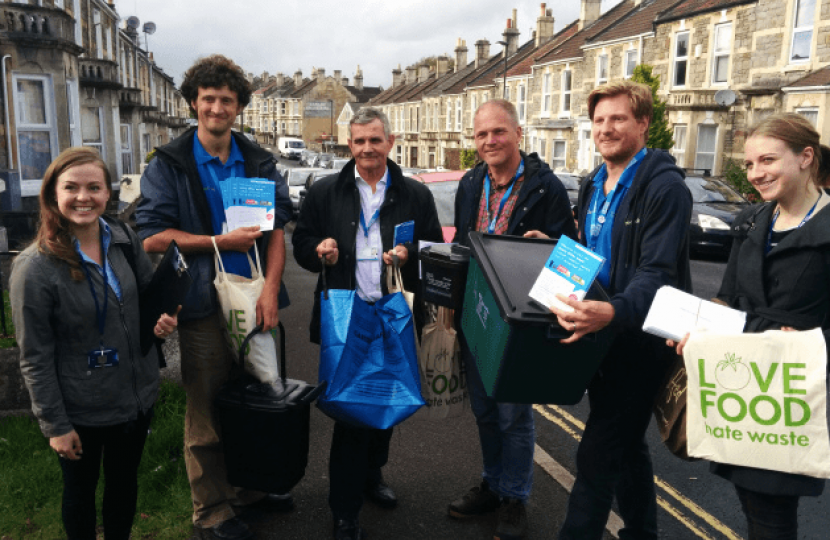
[460,232,616,404]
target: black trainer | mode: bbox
[196,517,253,540]
[495,498,527,540]
[447,480,500,519]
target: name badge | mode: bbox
[357,246,380,261]
[87,347,119,369]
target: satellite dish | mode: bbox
[714,89,736,107]
[142,22,156,35]
[126,16,140,29]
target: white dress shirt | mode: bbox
[354,165,388,302]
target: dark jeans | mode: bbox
[59,409,153,540]
[559,354,665,540]
[735,485,800,540]
[328,420,393,520]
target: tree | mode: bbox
[460,149,478,169]
[631,65,674,150]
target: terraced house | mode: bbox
[0,0,188,211]
[368,0,830,176]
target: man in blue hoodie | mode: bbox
[551,81,692,540]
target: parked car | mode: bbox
[554,172,584,222]
[315,153,335,168]
[327,158,350,170]
[284,167,325,218]
[414,170,467,242]
[684,172,749,257]
[297,170,337,216]
[299,149,318,167]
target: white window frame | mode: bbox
[711,23,732,85]
[673,31,690,88]
[93,8,103,59]
[597,54,608,84]
[796,107,819,127]
[120,123,133,174]
[542,73,551,116]
[13,74,59,195]
[517,84,526,123]
[455,99,462,131]
[396,144,403,165]
[446,101,452,131]
[561,69,572,116]
[672,124,687,168]
[82,106,106,158]
[504,85,510,102]
[790,0,815,63]
[539,138,546,163]
[470,95,477,127]
[551,140,566,170]
[66,78,81,146]
[694,124,718,173]
[624,49,638,79]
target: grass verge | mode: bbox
[1,290,15,349]
[0,380,192,539]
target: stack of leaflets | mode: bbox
[220,176,276,232]
[642,286,746,341]
[528,235,605,312]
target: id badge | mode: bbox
[357,246,379,261]
[87,347,119,369]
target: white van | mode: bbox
[278,137,306,160]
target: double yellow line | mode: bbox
[533,404,744,540]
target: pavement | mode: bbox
[166,225,601,540]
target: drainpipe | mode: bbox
[2,55,13,169]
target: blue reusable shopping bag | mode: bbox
[318,287,424,430]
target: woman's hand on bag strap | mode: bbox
[382,244,408,267]
[216,226,263,253]
[317,238,339,266]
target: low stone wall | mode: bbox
[0,347,31,418]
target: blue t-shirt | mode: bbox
[193,136,254,278]
[585,148,647,288]
[74,217,122,300]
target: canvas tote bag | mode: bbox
[417,306,468,420]
[212,238,279,384]
[684,328,830,478]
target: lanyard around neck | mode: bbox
[359,207,381,238]
[79,230,109,347]
[484,159,525,234]
[766,194,821,253]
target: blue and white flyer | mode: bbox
[528,235,605,313]
[222,177,276,231]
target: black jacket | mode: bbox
[576,149,692,385]
[453,151,577,244]
[292,159,444,343]
[711,199,830,497]
[136,127,292,320]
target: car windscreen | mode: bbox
[287,172,311,186]
[288,141,305,149]
[684,176,745,203]
[555,173,582,191]
[426,181,460,227]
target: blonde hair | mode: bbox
[587,80,653,126]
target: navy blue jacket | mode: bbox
[453,151,577,244]
[136,127,292,322]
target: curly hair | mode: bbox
[35,147,111,281]
[180,54,252,114]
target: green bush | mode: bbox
[144,149,157,164]
[723,158,760,202]
[460,149,478,169]
[1,290,16,349]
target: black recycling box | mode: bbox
[460,232,615,404]
[215,323,324,494]
[420,244,470,309]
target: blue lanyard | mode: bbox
[586,148,646,251]
[359,207,381,238]
[766,195,820,253]
[483,159,525,234]
[79,231,109,347]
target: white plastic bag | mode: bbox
[212,238,279,384]
[685,328,830,479]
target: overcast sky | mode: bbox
[117,0,623,88]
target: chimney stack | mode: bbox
[579,0,602,31]
[317,68,325,82]
[454,38,468,72]
[418,63,430,83]
[294,69,302,86]
[354,65,363,91]
[536,4,555,47]
[475,39,490,68]
[334,69,341,81]
[276,72,285,86]
[406,65,417,83]
[503,10,520,56]
[436,57,449,77]
[392,64,403,87]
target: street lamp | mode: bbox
[329,99,334,152]
[496,40,508,99]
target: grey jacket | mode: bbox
[10,219,158,438]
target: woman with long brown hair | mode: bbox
[10,147,178,540]
[671,113,830,539]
